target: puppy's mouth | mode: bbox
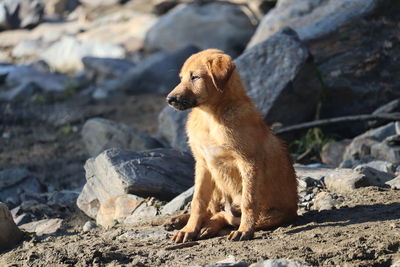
[166,96,197,110]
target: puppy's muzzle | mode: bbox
[166,95,196,110]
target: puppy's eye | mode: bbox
[190,75,200,82]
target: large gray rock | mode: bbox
[0,0,44,30]
[158,106,190,152]
[81,118,162,157]
[247,0,380,47]
[77,148,194,218]
[0,169,43,206]
[117,46,199,94]
[0,203,23,251]
[82,57,135,84]
[0,82,40,102]
[236,27,321,126]
[40,36,126,73]
[249,0,400,127]
[144,2,256,57]
[4,65,69,93]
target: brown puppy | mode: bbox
[166,49,298,243]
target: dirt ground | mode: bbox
[0,187,398,267]
[1,94,400,267]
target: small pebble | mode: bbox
[83,221,97,232]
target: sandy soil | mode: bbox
[0,187,399,267]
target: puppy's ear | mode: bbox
[207,54,236,92]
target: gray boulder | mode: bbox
[4,65,69,93]
[158,106,190,152]
[0,82,40,102]
[40,36,126,73]
[81,118,162,157]
[0,0,44,30]
[0,203,23,251]
[82,57,135,84]
[247,0,380,47]
[77,148,194,218]
[236,27,321,126]
[117,46,199,94]
[249,0,400,125]
[144,2,256,57]
[0,168,43,206]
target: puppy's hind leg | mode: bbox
[198,211,240,239]
[256,208,297,230]
[164,213,190,231]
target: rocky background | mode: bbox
[0,0,400,266]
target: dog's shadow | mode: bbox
[286,202,400,234]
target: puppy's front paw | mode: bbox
[227,230,254,241]
[172,228,198,243]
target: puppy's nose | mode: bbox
[167,96,178,105]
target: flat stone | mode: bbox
[161,186,193,215]
[324,168,369,193]
[20,218,63,236]
[96,194,144,228]
[123,203,158,224]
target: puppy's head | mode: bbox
[166,49,236,110]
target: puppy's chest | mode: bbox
[193,129,236,167]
